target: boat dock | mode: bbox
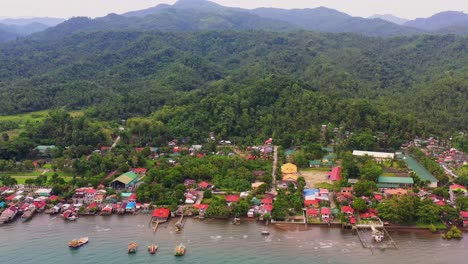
[175,214,185,231]
[352,225,398,251]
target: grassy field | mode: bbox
[0,109,84,140]
[1,171,73,184]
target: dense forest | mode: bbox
[0,30,466,148]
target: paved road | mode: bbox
[195,191,204,204]
[271,146,278,194]
[442,164,458,178]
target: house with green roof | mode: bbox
[400,155,438,188]
[309,160,322,168]
[378,176,414,188]
[34,145,56,154]
[111,171,139,190]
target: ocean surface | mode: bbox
[0,214,466,264]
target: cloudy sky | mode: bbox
[1,0,467,19]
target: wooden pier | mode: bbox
[151,219,159,233]
[175,214,184,231]
[353,225,398,251]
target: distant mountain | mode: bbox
[122,0,226,17]
[0,17,65,27]
[0,22,49,42]
[251,7,421,37]
[39,8,296,40]
[0,28,17,42]
[369,14,409,25]
[404,11,468,31]
[24,0,468,38]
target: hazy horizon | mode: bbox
[0,0,467,20]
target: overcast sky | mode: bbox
[1,0,467,20]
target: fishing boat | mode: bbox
[21,205,36,222]
[68,237,89,248]
[62,209,78,221]
[0,206,18,224]
[174,243,185,256]
[147,243,158,254]
[128,242,138,253]
[261,230,270,235]
[233,217,240,225]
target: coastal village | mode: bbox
[1,128,467,250]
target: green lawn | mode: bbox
[1,171,73,184]
[11,176,38,184]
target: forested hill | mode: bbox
[0,31,466,144]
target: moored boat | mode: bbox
[62,209,78,221]
[21,206,36,222]
[68,237,89,248]
[147,243,158,254]
[128,242,138,253]
[0,206,18,224]
[261,230,270,235]
[174,243,185,256]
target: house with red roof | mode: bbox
[341,206,354,216]
[135,147,145,153]
[361,208,378,219]
[460,211,468,228]
[152,208,171,222]
[450,184,467,192]
[193,204,209,211]
[306,208,319,218]
[84,189,97,204]
[329,166,342,182]
[198,181,212,190]
[131,168,147,175]
[261,198,273,206]
[374,194,383,201]
[128,193,137,203]
[318,188,329,200]
[226,195,240,206]
[434,200,446,206]
[321,207,331,221]
[304,199,319,208]
[94,194,105,204]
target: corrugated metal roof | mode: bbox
[378,176,414,184]
[402,155,438,183]
[377,183,400,188]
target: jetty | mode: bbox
[175,214,184,232]
[350,219,398,250]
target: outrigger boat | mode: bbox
[174,243,185,256]
[128,242,138,253]
[68,237,89,248]
[147,243,158,254]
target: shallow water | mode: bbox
[0,214,466,264]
